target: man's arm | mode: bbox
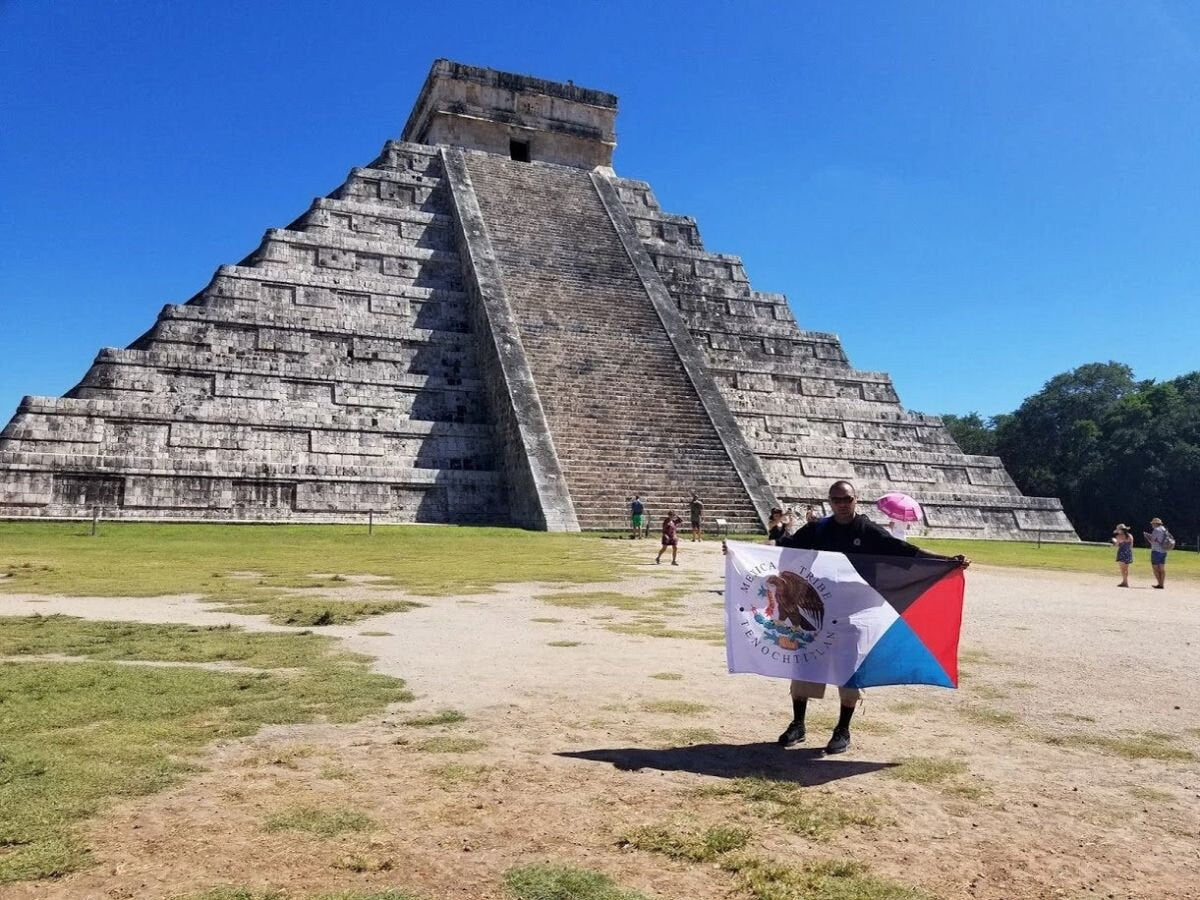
[776,521,817,550]
[861,520,970,568]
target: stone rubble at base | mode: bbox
[0,59,1076,540]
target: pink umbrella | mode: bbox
[876,492,923,524]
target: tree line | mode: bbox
[941,362,1199,545]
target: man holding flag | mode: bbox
[725,480,969,756]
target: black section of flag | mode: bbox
[844,554,960,615]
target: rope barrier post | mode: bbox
[91,505,99,537]
[368,510,374,536]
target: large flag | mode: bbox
[724,541,964,688]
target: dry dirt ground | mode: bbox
[1,541,1198,900]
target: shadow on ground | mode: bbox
[558,742,897,785]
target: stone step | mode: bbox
[156,299,475,344]
[466,152,761,529]
[0,449,504,484]
[90,348,482,394]
[208,264,468,305]
[12,396,494,437]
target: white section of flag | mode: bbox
[724,540,898,684]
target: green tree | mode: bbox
[940,412,997,456]
[993,363,1136,531]
[984,363,1199,543]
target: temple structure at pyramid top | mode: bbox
[0,59,1078,539]
[401,59,619,169]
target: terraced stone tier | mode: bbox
[0,142,510,523]
[613,177,1077,540]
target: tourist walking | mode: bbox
[729,480,970,755]
[1112,524,1133,587]
[629,496,644,539]
[655,511,682,565]
[1143,517,1173,589]
[689,494,704,541]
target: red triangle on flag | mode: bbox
[899,569,964,687]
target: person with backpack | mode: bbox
[1143,516,1174,589]
[728,480,970,755]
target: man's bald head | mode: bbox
[829,480,856,499]
[827,480,858,524]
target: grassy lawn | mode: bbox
[0,523,633,614]
[916,536,1200,579]
[2,524,1193,609]
[0,616,412,884]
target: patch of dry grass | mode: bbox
[619,822,750,861]
[604,622,724,642]
[651,727,720,746]
[411,737,487,754]
[641,700,709,715]
[959,705,1019,727]
[401,709,466,728]
[1044,732,1195,761]
[696,777,880,839]
[263,805,374,837]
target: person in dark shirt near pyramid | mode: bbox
[774,480,970,754]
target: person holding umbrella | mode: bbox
[770,481,969,754]
[877,492,923,536]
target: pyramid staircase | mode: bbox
[457,153,767,531]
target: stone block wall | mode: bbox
[401,59,618,170]
[614,178,1077,540]
[0,142,509,522]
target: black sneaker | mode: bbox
[777,720,806,748]
[824,727,851,755]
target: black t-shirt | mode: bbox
[778,514,939,559]
[767,523,787,543]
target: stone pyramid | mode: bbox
[0,60,1076,539]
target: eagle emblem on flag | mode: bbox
[725,541,964,689]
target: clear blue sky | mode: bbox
[3,1,1198,423]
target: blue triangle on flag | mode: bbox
[843,617,954,689]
